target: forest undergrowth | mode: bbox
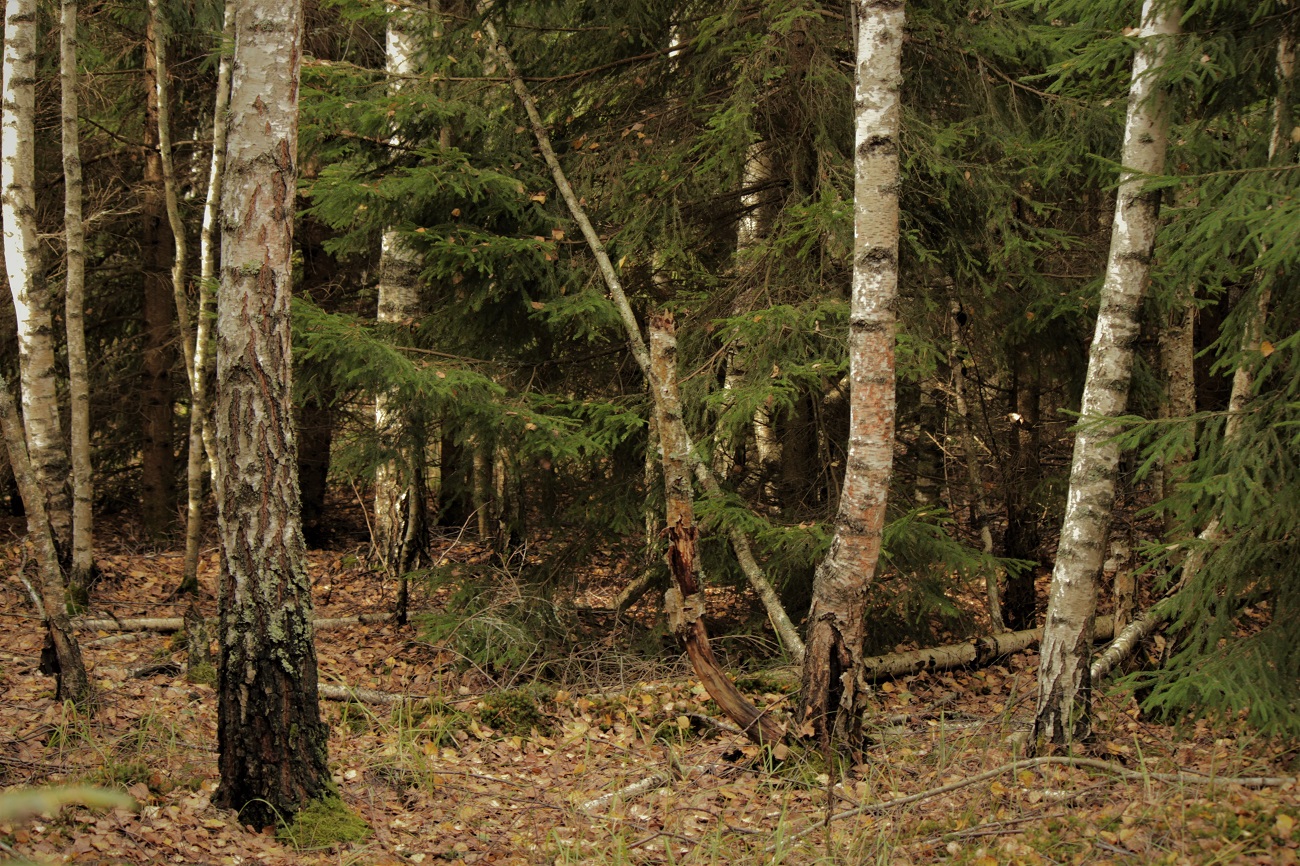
[1,513,1297,866]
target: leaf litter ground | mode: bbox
[1,520,1297,865]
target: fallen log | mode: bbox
[859,616,1116,681]
[73,612,393,633]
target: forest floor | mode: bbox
[1,512,1297,866]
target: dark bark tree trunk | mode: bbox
[296,393,333,548]
[651,314,783,746]
[140,15,175,539]
[213,0,329,826]
[1002,352,1042,630]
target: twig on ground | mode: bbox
[773,755,1299,850]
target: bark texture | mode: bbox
[374,3,428,570]
[0,374,93,707]
[180,0,234,596]
[213,0,329,826]
[651,315,783,746]
[140,13,176,538]
[797,0,904,748]
[3,0,74,560]
[1033,0,1179,748]
[61,0,93,597]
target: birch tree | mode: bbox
[1033,0,1181,748]
[797,0,905,746]
[3,0,74,564]
[373,1,428,584]
[179,0,233,596]
[213,0,329,823]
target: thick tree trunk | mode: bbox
[1033,0,1180,749]
[651,314,783,746]
[140,14,176,539]
[797,0,904,748]
[61,0,94,601]
[213,0,329,826]
[0,373,93,707]
[3,0,74,564]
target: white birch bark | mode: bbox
[61,0,93,596]
[0,373,92,707]
[181,0,234,595]
[3,0,74,560]
[374,3,427,569]
[213,0,328,823]
[1092,26,1296,686]
[1033,0,1180,747]
[798,0,904,745]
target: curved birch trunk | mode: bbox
[480,12,805,661]
[1092,27,1295,688]
[213,0,329,825]
[0,374,93,708]
[3,0,74,563]
[179,0,234,596]
[1033,0,1180,748]
[797,0,904,747]
[61,0,93,600]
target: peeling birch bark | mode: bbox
[651,314,784,747]
[213,0,329,825]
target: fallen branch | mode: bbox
[318,683,411,705]
[860,616,1115,681]
[74,612,393,633]
[775,755,1298,850]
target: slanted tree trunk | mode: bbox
[0,373,93,707]
[374,2,429,574]
[60,0,93,601]
[140,10,176,539]
[213,0,329,825]
[797,0,904,748]
[651,314,783,746]
[3,0,74,565]
[1033,0,1180,749]
[481,13,805,662]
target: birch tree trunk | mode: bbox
[797,0,904,747]
[1033,0,1180,748]
[179,0,234,596]
[3,0,74,563]
[374,3,428,573]
[0,374,93,707]
[213,0,329,824]
[61,0,93,600]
